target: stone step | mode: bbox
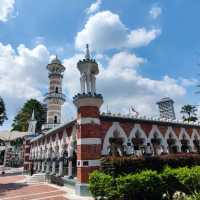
[26,173,46,183]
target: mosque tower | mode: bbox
[43,56,66,130]
[73,44,103,195]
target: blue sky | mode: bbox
[0,0,200,130]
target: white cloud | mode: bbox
[127,28,161,48]
[0,43,51,130]
[75,11,161,51]
[180,78,198,87]
[86,0,102,15]
[0,0,15,22]
[149,5,162,19]
[98,52,186,116]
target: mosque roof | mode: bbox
[0,130,27,141]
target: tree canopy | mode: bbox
[12,99,46,132]
[180,104,198,122]
[0,96,7,126]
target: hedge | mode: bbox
[101,153,200,175]
[89,166,200,200]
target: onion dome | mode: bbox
[47,55,65,73]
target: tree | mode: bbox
[0,96,7,126]
[180,104,198,122]
[12,99,46,132]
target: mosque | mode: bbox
[23,45,200,196]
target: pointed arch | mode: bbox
[165,127,181,153]
[129,124,148,144]
[102,122,128,155]
[179,128,192,152]
[148,125,168,154]
[149,125,167,146]
[191,129,200,152]
[60,129,70,156]
[68,125,77,157]
[179,128,191,141]
[191,129,200,141]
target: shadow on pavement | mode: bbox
[0,182,28,197]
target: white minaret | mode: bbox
[78,44,98,95]
[43,56,66,130]
[28,110,37,135]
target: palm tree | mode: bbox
[180,104,198,122]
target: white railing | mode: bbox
[42,123,60,130]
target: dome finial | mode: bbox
[85,44,90,60]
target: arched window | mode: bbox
[167,133,178,153]
[181,134,190,153]
[55,87,59,93]
[54,116,58,124]
[193,135,200,153]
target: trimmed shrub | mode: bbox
[89,171,120,200]
[176,166,200,193]
[161,167,189,197]
[89,166,200,200]
[186,192,200,200]
[116,170,163,200]
[101,154,200,175]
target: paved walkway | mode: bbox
[0,175,68,200]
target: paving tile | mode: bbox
[0,175,69,200]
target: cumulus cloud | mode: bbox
[149,5,162,19]
[180,78,198,87]
[0,0,15,22]
[75,11,161,51]
[86,0,102,15]
[0,43,51,130]
[98,52,186,116]
[127,28,161,48]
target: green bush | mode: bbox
[186,192,200,200]
[89,171,119,200]
[176,166,200,193]
[117,170,163,200]
[89,166,200,200]
[161,167,189,197]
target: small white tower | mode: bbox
[43,56,66,130]
[78,44,98,95]
[28,110,37,135]
[157,97,176,120]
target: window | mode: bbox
[54,116,58,124]
[55,87,59,93]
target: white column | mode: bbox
[59,160,63,176]
[91,75,96,95]
[93,76,96,94]
[42,161,45,172]
[80,77,84,93]
[80,76,86,93]
[37,161,41,172]
[52,161,56,174]
[46,161,50,173]
[86,74,90,93]
[68,160,73,178]
[33,161,36,171]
